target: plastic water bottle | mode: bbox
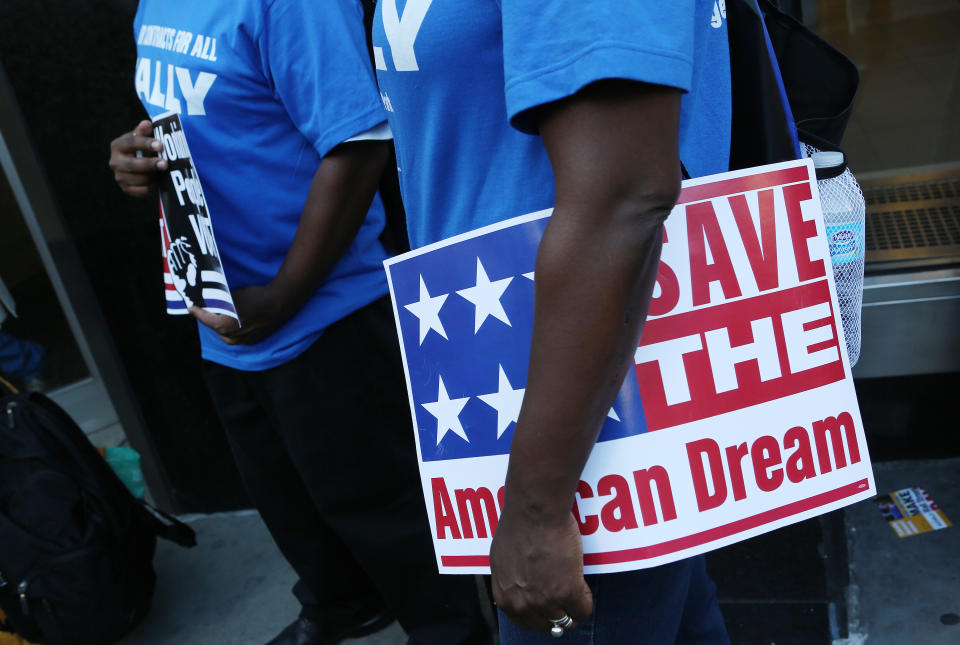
[809,149,865,366]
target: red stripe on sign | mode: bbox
[635,280,844,431]
[583,478,868,564]
[439,478,869,568]
[676,166,810,206]
[440,555,491,567]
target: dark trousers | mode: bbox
[499,556,728,644]
[203,297,490,644]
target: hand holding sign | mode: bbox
[190,284,288,346]
[109,120,167,198]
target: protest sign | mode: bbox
[385,159,875,575]
[153,112,237,320]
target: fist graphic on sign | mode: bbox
[167,236,201,308]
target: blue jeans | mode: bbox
[499,555,728,644]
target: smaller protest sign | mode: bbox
[152,112,238,320]
[874,487,952,538]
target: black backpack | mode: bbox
[727,0,860,170]
[0,388,196,645]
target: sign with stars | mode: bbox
[385,160,874,575]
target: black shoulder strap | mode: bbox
[140,501,197,547]
[727,0,800,170]
[34,600,65,645]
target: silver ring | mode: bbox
[549,614,573,637]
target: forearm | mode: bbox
[504,203,668,520]
[269,140,390,315]
[501,79,682,524]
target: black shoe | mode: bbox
[265,612,394,645]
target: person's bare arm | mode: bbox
[490,79,682,632]
[191,139,391,344]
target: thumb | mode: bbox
[134,119,154,136]
[189,306,232,334]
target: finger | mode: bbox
[133,120,154,136]
[218,327,244,340]
[527,576,592,634]
[115,170,158,187]
[189,307,238,336]
[542,609,583,635]
[120,184,152,198]
[534,604,578,635]
[111,148,167,174]
[220,325,266,346]
[112,132,164,156]
[498,600,542,633]
[189,306,216,327]
[114,154,167,174]
[563,578,594,624]
[490,579,529,630]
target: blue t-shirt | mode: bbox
[134,0,390,370]
[372,0,732,248]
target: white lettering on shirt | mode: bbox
[381,0,435,71]
[711,0,727,28]
[176,67,216,115]
[135,57,217,116]
[139,24,218,60]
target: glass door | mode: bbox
[0,135,122,440]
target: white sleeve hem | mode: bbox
[344,121,393,142]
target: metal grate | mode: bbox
[859,170,960,266]
[864,177,960,206]
[866,205,960,251]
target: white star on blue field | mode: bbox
[389,216,649,462]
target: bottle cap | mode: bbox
[811,151,847,179]
[812,151,845,169]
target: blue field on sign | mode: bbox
[388,216,648,462]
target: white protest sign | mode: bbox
[385,159,875,574]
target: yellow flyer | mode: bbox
[874,487,952,538]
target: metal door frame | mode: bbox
[0,64,176,510]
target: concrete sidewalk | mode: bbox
[117,511,406,645]
[121,459,960,644]
[842,458,960,644]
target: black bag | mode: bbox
[727,0,860,170]
[0,392,195,645]
[761,1,860,146]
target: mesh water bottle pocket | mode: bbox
[805,144,866,366]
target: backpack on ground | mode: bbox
[0,390,195,645]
